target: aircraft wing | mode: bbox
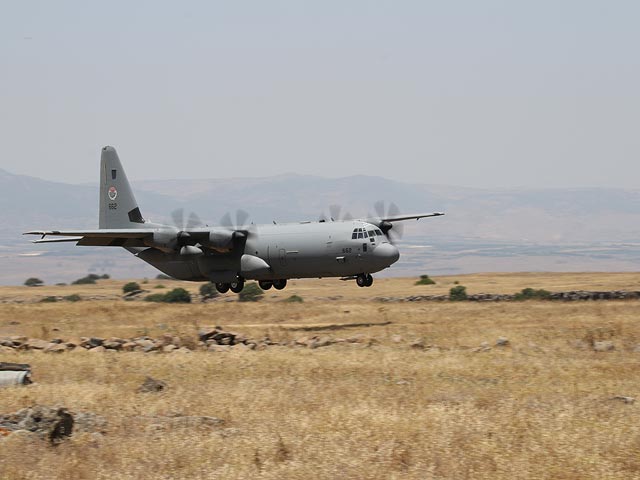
[376,212,445,223]
[23,229,153,247]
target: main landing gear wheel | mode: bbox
[365,274,374,287]
[357,274,374,287]
[273,279,287,290]
[259,281,273,290]
[230,279,245,293]
[215,283,230,294]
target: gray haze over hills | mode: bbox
[3,168,640,285]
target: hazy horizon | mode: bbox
[2,1,639,188]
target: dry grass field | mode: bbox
[1,272,640,479]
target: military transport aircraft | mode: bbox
[24,147,444,293]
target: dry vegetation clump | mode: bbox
[1,273,640,479]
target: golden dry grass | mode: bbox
[1,273,640,479]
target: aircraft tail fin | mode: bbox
[99,146,146,229]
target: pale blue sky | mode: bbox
[1,1,639,187]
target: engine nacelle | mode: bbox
[144,230,178,253]
[205,230,234,251]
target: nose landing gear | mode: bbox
[356,273,374,287]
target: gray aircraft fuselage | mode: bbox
[135,220,399,282]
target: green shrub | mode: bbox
[144,293,167,303]
[283,294,304,303]
[162,288,192,303]
[24,277,44,287]
[55,282,67,286]
[514,288,551,301]
[100,274,110,279]
[123,282,141,294]
[238,283,264,302]
[40,296,58,303]
[63,294,82,302]
[449,285,468,301]
[199,282,219,300]
[154,284,166,289]
[415,274,436,285]
[72,275,97,285]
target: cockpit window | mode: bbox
[352,232,357,239]
[357,232,363,239]
[367,230,374,237]
[375,229,383,236]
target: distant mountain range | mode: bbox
[3,167,640,285]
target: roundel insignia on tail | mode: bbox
[108,186,118,201]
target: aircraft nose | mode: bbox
[374,242,399,264]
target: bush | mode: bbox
[143,288,191,303]
[514,288,551,301]
[154,284,166,289]
[144,293,167,303]
[199,283,218,301]
[72,275,97,285]
[63,294,82,302]
[163,288,192,303]
[39,296,58,303]
[449,285,468,301]
[123,282,141,294]
[283,295,304,303]
[415,274,436,286]
[238,283,264,302]
[24,277,44,287]
[100,274,110,279]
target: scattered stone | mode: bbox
[611,396,635,404]
[138,376,167,393]
[391,335,404,343]
[593,341,615,352]
[0,406,74,443]
[88,337,104,348]
[496,337,510,347]
[208,344,232,353]
[474,342,492,353]
[409,339,425,350]
[44,343,68,354]
[88,346,106,353]
[25,339,50,350]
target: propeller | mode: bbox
[169,208,204,255]
[319,204,354,222]
[220,209,258,242]
[373,201,404,245]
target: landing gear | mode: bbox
[356,273,374,288]
[215,283,230,294]
[259,281,273,290]
[273,279,287,290]
[230,278,245,293]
